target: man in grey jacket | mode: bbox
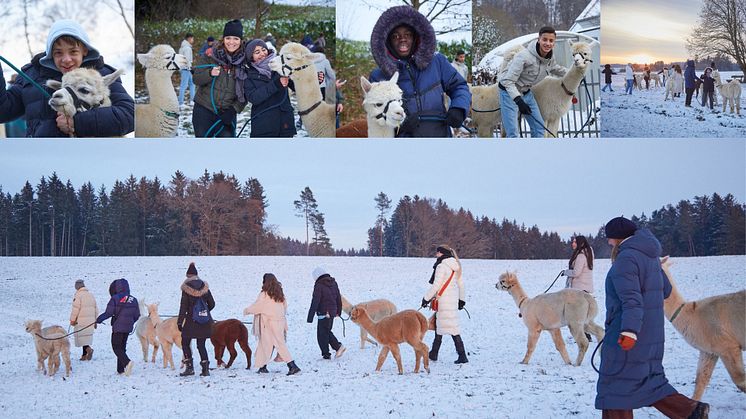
[498,26,567,137]
[178,33,195,106]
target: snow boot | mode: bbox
[429,334,442,361]
[85,347,94,360]
[257,365,269,373]
[688,402,710,419]
[200,360,210,377]
[180,358,194,376]
[287,361,301,376]
[453,335,469,364]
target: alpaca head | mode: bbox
[499,45,525,73]
[361,71,405,128]
[711,70,722,84]
[568,41,595,69]
[137,44,188,72]
[24,319,42,334]
[46,67,124,116]
[147,302,160,325]
[269,42,324,78]
[496,271,518,291]
[350,306,368,323]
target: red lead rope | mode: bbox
[431,270,456,312]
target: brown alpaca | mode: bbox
[341,295,397,348]
[134,302,160,363]
[210,319,252,369]
[661,256,746,400]
[350,307,429,374]
[150,304,182,369]
[24,320,71,377]
[496,271,604,366]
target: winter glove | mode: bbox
[445,108,465,128]
[458,300,466,310]
[243,307,251,316]
[177,323,183,332]
[421,298,430,308]
[560,269,566,276]
[514,96,532,115]
[219,108,237,128]
[618,333,636,351]
[398,115,418,134]
[70,320,77,326]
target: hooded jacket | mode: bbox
[595,229,676,410]
[684,60,697,89]
[306,274,342,323]
[96,278,140,333]
[178,39,194,69]
[0,20,134,137]
[424,257,464,335]
[178,276,216,339]
[368,6,471,137]
[499,42,568,100]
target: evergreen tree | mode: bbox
[293,186,319,256]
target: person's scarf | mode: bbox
[429,255,449,284]
[251,51,275,79]
[212,45,248,103]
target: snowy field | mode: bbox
[1,255,744,418]
[601,72,746,138]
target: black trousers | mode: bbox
[193,102,234,138]
[111,332,130,373]
[317,317,341,357]
[685,88,695,106]
[701,89,714,109]
[182,337,209,362]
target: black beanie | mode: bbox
[223,19,243,39]
[186,262,198,276]
[604,217,638,240]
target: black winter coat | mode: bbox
[178,276,216,339]
[0,53,134,137]
[700,74,715,92]
[602,67,616,84]
[307,275,342,323]
[243,66,296,138]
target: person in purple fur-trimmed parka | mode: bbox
[369,6,471,138]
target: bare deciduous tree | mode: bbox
[362,0,472,36]
[687,0,746,74]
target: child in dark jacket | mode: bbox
[96,278,139,375]
[307,267,345,359]
[699,67,716,110]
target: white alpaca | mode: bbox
[664,72,684,101]
[531,41,598,138]
[135,45,188,137]
[361,72,405,137]
[46,67,124,117]
[712,70,742,115]
[149,303,182,369]
[24,320,71,377]
[269,42,335,137]
[134,301,160,363]
[469,84,501,137]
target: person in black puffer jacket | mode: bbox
[307,267,345,360]
[0,19,134,137]
[177,262,216,377]
[96,278,140,376]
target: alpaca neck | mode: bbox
[341,297,352,315]
[290,66,325,130]
[563,63,588,93]
[151,311,163,327]
[366,116,395,138]
[662,271,688,321]
[355,312,379,340]
[507,282,530,309]
[145,68,178,111]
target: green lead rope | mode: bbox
[0,55,52,98]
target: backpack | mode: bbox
[192,297,210,324]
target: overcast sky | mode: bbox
[0,139,744,250]
[601,0,701,64]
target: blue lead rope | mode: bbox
[0,55,52,98]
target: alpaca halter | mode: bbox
[279,54,312,76]
[298,100,322,116]
[573,52,593,65]
[64,86,104,111]
[373,98,403,121]
[560,81,575,96]
[669,303,686,323]
[165,53,180,71]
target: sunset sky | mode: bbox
[601,0,702,64]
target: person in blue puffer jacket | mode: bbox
[97,278,140,376]
[369,6,471,137]
[596,217,709,419]
[0,19,134,137]
[684,59,698,107]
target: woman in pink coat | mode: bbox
[564,235,594,293]
[243,273,301,375]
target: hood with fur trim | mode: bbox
[181,276,210,297]
[371,6,436,77]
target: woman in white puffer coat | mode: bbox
[421,245,468,364]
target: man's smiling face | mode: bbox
[389,26,414,58]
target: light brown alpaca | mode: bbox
[24,320,71,377]
[150,305,182,369]
[496,271,604,366]
[350,307,429,374]
[661,256,746,400]
[134,302,160,363]
[341,295,398,348]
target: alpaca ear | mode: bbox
[390,71,399,84]
[361,76,372,94]
[306,52,325,62]
[568,40,576,47]
[102,68,125,86]
[136,53,150,66]
[46,80,62,90]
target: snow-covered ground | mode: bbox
[1,255,744,418]
[601,73,746,138]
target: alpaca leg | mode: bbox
[162,341,172,369]
[139,336,148,362]
[549,329,572,365]
[365,335,379,347]
[421,342,430,373]
[151,341,159,363]
[37,352,45,373]
[63,347,71,377]
[407,340,421,373]
[214,343,225,367]
[238,337,252,370]
[585,321,605,342]
[567,324,589,366]
[389,344,404,375]
[360,329,366,349]
[521,329,541,364]
[375,346,390,372]
[693,351,719,400]
[226,341,238,369]
[718,349,746,395]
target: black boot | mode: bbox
[688,401,710,419]
[453,335,469,364]
[199,360,210,377]
[180,358,194,376]
[429,334,442,361]
[257,365,269,373]
[585,332,593,342]
[287,361,301,376]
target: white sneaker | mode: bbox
[335,345,346,359]
[124,360,134,376]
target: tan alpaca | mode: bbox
[350,307,429,374]
[469,83,501,137]
[134,302,160,363]
[150,304,182,369]
[24,320,71,377]
[341,295,398,348]
[496,271,604,366]
[661,256,746,400]
[712,70,742,115]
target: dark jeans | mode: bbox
[701,89,714,109]
[193,102,234,138]
[111,332,130,373]
[182,337,209,362]
[602,393,699,418]
[317,316,341,357]
[685,88,695,106]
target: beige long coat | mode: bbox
[70,287,99,347]
[243,291,293,368]
[566,248,594,293]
